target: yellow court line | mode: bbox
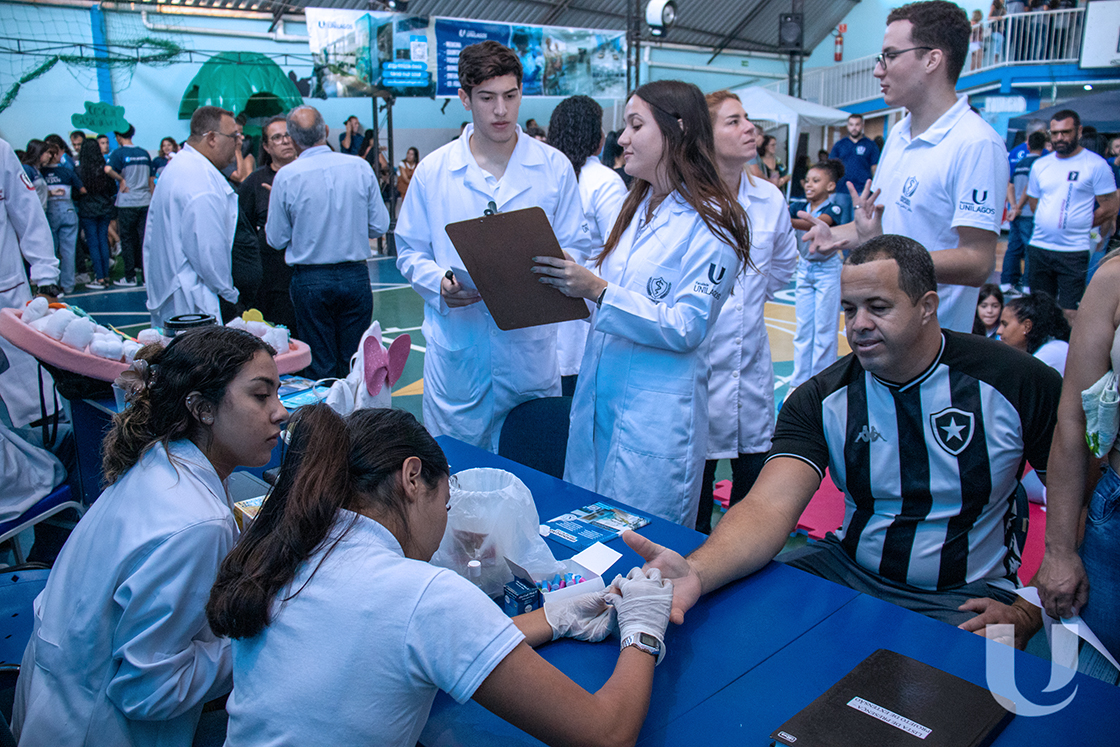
[394,378,424,397]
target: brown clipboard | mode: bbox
[444,206,591,331]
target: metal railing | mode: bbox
[766,8,1085,108]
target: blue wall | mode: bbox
[0,3,796,155]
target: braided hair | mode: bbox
[547,95,604,180]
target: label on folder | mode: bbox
[770,649,1014,747]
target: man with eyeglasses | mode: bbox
[239,115,299,335]
[803,1,1008,334]
[1024,109,1119,322]
[143,105,243,329]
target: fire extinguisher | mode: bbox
[834,32,844,62]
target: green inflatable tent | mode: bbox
[178,51,304,120]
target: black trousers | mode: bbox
[116,206,148,281]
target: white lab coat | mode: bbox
[395,126,587,451]
[0,422,65,523]
[706,174,798,459]
[13,440,237,747]
[557,157,628,377]
[0,137,61,427]
[143,145,238,330]
[564,192,742,525]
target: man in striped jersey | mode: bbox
[630,235,1060,646]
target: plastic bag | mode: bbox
[430,468,564,598]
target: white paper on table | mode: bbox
[571,542,623,578]
[1016,587,1120,670]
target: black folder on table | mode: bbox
[444,206,590,331]
[770,649,1014,747]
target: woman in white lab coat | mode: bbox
[206,404,673,747]
[535,80,751,526]
[546,95,629,394]
[12,326,288,747]
[698,90,799,533]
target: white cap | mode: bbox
[467,559,482,579]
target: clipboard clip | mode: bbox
[483,200,498,217]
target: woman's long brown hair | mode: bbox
[596,80,750,268]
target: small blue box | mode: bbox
[503,577,540,617]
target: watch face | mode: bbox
[638,632,660,648]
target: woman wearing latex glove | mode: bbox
[544,589,617,642]
[208,404,668,747]
[606,567,674,665]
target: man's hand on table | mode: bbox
[623,530,702,625]
[957,596,1042,650]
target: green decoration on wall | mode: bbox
[0,37,181,116]
[178,52,305,120]
[71,101,129,133]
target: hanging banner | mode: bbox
[305,8,627,99]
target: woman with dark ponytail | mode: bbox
[533,79,750,526]
[547,95,629,393]
[13,326,288,747]
[208,404,674,747]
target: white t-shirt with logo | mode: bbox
[1026,149,1116,253]
[873,94,1008,333]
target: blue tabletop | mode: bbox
[640,592,1120,746]
[422,438,860,747]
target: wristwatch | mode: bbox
[620,632,664,666]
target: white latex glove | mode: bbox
[606,567,673,649]
[544,589,617,642]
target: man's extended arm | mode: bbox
[626,456,822,624]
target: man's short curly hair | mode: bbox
[886,1,970,84]
[458,41,522,98]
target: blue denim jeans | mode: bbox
[79,216,112,280]
[1080,464,1120,663]
[46,201,78,292]
[289,261,372,380]
[1001,215,1033,287]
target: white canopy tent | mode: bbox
[728,86,851,189]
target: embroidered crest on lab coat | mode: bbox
[646,276,672,300]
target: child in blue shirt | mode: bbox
[789,159,844,388]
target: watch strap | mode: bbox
[620,632,665,666]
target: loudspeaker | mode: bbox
[778,13,804,52]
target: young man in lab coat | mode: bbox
[395,41,586,451]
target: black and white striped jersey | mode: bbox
[770,331,1062,592]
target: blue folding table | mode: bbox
[639,591,1120,745]
[422,438,860,746]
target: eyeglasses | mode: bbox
[874,46,933,69]
[268,133,292,143]
[208,130,244,141]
